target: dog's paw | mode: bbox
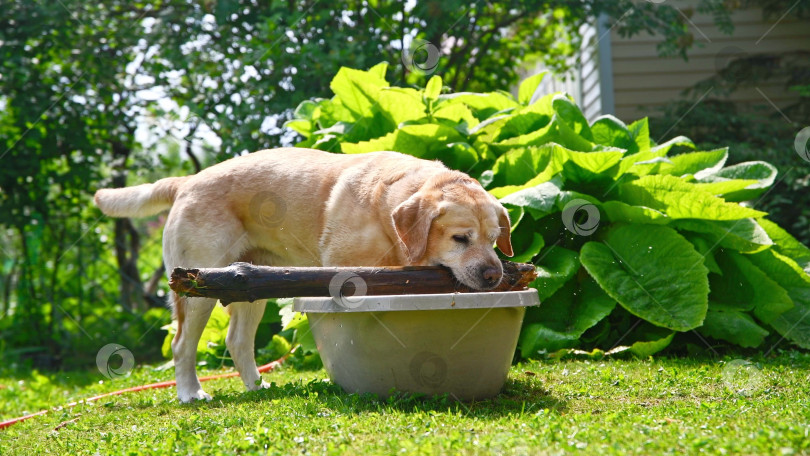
[177,389,213,403]
[245,377,272,391]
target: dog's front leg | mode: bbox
[171,294,217,402]
[225,300,271,391]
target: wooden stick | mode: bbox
[169,261,537,305]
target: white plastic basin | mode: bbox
[293,289,539,400]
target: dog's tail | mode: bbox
[94,176,189,218]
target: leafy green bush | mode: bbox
[649,99,810,246]
[284,63,810,357]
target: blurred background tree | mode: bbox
[0,0,800,369]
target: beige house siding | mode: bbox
[609,1,810,121]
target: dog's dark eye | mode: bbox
[452,235,469,244]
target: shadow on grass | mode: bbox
[176,375,568,418]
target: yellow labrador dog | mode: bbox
[94,148,513,402]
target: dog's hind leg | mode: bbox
[170,293,217,402]
[225,300,270,391]
[163,206,249,402]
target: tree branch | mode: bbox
[170,261,538,304]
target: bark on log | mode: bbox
[169,261,538,305]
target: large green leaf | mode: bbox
[283,119,313,136]
[650,135,696,155]
[511,232,545,263]
[492,115,593,152]
[469,113,514,144]
[495,112,553,142]
[748,249,810,348]
[495,92,557,139]
[294,98,320,118]
[758,218,810,271]
[341,123,463,156]
[198,304,230,353]
[488,144,575,198]
[489,171,560,199]
[552,95,592,140]
[580,224,709,331]
[531,245,580,301]
[590,115,633,150]
[377,87,426,125]
[697,161,777,202]
[750,248,810,293]
[311,113,390,144]
[681,234,722,275]
[673,219,773,253]
[601,201,669,225]
[665,148,728,178]
[628,118,651,153]
[518,72,547,105]
[490,117,555,150]
[446,141,481,169]
[499,176,563,213]
[555,190,602,212]
[439,91,519,120]
[769,300,810,349]
[318,96,357,125]
[607,322,675,357]
[424,75,442,101]
[329,65,389,117]
[709,250,793,323]
[749,249,810,289]
[617,174,767,220]
[530,276,616,337]
[628,332,675,357]
[491,145,553,187]
[554,149,623,183]
[699,306,769,348]
[284,312,318,354]
[518,323,579,358]
[693,179,761,198]
[432,102,479,130]
[616,148,670,178]
[624,156,673,178]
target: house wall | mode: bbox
[608,0,810,121]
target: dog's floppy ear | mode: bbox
[392,193,439,263]
[496,207,514,257]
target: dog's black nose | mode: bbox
[481,266,502,287]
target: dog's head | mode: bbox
[392,173,513,290]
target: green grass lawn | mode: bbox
[1,352,809,455]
